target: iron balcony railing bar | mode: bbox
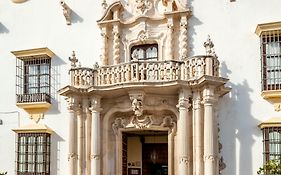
[16,93,51,103]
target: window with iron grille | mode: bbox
[16,56,52,104]
[262,127,281,163]
[16,133,51,175]
[261,30,281,91]
[131,44,158,61]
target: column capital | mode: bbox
[66,96,80,112]
[193,91,202,109]
[89,96,102,112]
[202,95,217,105]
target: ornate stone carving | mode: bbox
[135,0,152,14]
[101,0,108,10]
[112,115,176,134]
[204,155,217,162]
[89,96,102,112]
[179,156,191,165]
[113,25,120,64]
[179,16,188,60]
[138,30,149,41]
[68,153,78,161]
[91,155,100,160]
[112,118,126,134]
[204,35,217,58]
[131,115,152,128]
[129,91,145,116]
[69,51,78,68]
[161,116,176,134]
[165,23,174,60]
[100,28,108,65]
[60,0,72,25]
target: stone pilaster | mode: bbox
[89,96,102,175]
[193,91,204,175]
[83,98,91,175]
[177,88,192,175]
[202,86,218,175]
[66,97,78,175]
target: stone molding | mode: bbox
[112,115,176,135]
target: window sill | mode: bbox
[261,90,281,112]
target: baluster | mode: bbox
[126,64,130,82]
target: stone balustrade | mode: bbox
[69,56,219,88]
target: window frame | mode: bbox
[131,44,158,61]
[260,31,281,91]
[262,127,281,163]
[16,133,51,175]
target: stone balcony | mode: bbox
[69,56,220,89]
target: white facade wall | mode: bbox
[0,0,280,174]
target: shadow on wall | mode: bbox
[218,62,261,175]
[48,55,67,115]
[72,10,83,24]
[187,0,203,56]
[50,132,65,175]
[0,23,9,34]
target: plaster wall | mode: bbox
[0,0,281,175]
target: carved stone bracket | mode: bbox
[129,91,145,116]
[60,0,72,25]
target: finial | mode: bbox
[78,62,82,67]
[102,0,108,10]
[204,35,217,57]
[94,62,99,69]
[69,51,78,68]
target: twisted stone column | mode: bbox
[113,25,120,65]
[203,86,218,175]
[179,15,188,60]
[177,88,192,175]
[100,27,108,66]
[66,97,78,175]
[89,96,102,175]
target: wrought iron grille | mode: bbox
[261,30,281,90]
[16,133,51,175]
[262,127,281,163]
[16,56,52,103]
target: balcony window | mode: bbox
[131,44,158,61]
[262,127,281,162]
[13,48,54,104]
[16,133,51,175]
[261,31,281,90]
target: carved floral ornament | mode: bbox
[112,115,176,135]
[135,0,152,15]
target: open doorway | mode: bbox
[123,130,168,175]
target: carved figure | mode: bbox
[132,98,143,116]
[60,0,72,25]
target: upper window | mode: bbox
[131,44,158,61]
[16,133,51,175]
[260,31,281,90]
[12,48,54,104]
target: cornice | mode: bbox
[255,21,281,36]
[11,47,55,58]
[12,123,53,134]
[259,117,281,129]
